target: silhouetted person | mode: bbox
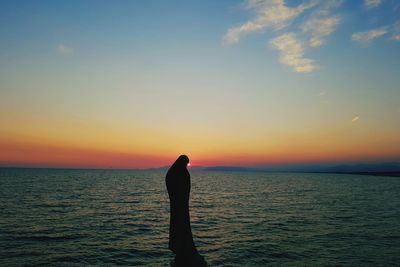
[166,155,206,267]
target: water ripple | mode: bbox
[1,169,399,266]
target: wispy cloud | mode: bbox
[57,43,73,55]
[352,27,388,43]
[319,91,329,104]
[270,33,315,73]
[318,91,328,96]
[223,0,396,73]
[223,0,317,44]
[223,0,342,73]
[351,116,360,122]
[302,0,343,47]
[364,0,383,9]
[392,22,400,41]
[302,16,341,47]
[316,0,343,16]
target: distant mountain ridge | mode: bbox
[1,162,399,174]
[322,162,400,173]
[202,162,400,173]
[203,166,250,172]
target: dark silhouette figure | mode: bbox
[166,155,206,267]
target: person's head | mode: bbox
[173,154,189,169]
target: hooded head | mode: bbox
[173,155,189,169]
[166,155,190,179]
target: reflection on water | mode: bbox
[1,169,399,266]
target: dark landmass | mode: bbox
[203,162,400,177]
[203,166,250,172]
[2,162,400,177]
[321,172,400,177]
[321,162,400,173]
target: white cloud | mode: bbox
[316,0,343,16]
[364,0,383,9]
[392,22,400,41]
[57,43,73,55]
[318,90,330,104]
[302,16,341,47]
[270,32,315,73]
[319,91,329,104]
[393,34,400,41]
[351,27,388,43]
[223,0,317,44]
[351,116,360,122]
[223,0,398,74]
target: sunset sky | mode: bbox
[1,0,399,168]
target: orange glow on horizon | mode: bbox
[1,138,399,169]
[1,1,400,170]
[1,111,399,169]
[2,96,400,170]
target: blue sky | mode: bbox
[0,0,399,167]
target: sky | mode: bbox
[0,0,399,168]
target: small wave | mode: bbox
[19,233,87,242]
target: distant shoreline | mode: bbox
[1,167,399,177]
[319,172,400,177]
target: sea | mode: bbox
[1,168,399,266]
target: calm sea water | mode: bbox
[1,169,399,267]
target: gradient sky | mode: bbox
[1,0,399,168]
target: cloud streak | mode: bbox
[316,0,343,16]
[270,33,315,73]
[302,16,341,47]
[57,44,73,55]
[392,22,400,41]
[223,0,342,73]
[223,0,397,73]
[364,0,383,9]
[351,116,360,123]
[223,0,317,44]
[352,27,388,43]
